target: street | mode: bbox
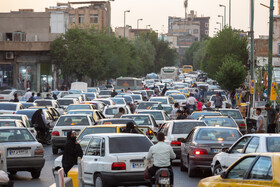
[10,145,208,187]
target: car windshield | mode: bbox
[21,103,35,109]
[111,98,126,105]
[171,95,186,100]
[219,110,243,119]
[122,115,152,125]
[105,108,119,115]
[77,127,117,141]
[99,91,112,95]
[138,111,163,120]
[191,112,222,119]
[266,137,280,152]
[85,93,96,98]
[56,116,90,126]
[162,106,172,114]
[131,95,141,100]
[137,102,158,109]
[165,91,179,96]
[255,101,266,108]
[66,105,91,112]
[0,129,35,142]
[196,128,241,142]
[172,122,206,134]
[16,110,36,119]
[0,104,17,111]
[210,96,226,101]
[0,121,17,127]
[67,111,93,115]
[87,88,98,92]
[201,117,237,127]
[57,100,74,106]
[150,98,167,104]
[123,96,132,103]
[35,101,52,106]
[109,136,152,153]
[0,90,12,94]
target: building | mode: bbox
[115,26,152,40]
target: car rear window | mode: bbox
[0,129,35,142]
[57,100,74,106]
[16,110,36,119]
[77,127,116,141]
[171,95,186,100]
[211,96,226,101]
[68,111,93,115]
[99,91,112,95]
[149,98,167,104]
[101,119,136,125]
[137,103,156,109]
[219,110,243,119]
[0,121,16,127]
[105,108,119,115]
[66,105,91,112]
[266,137,280,152]
[0,90,12,94]
[131,95,141,100]
[196,128,241,142]
[35,101,52,107]
[122,116,152,126]
[109,136,152,153]
[0,104,17,111]
[56,116,90,126]
[111,98,126,105]
[191,112,222,119]
[0,116,21,120]
[138,111,163,120]
[172,122,206,134]
[201,117,237,128]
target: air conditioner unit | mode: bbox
[5,52,14,60]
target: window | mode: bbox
[87,138,101,156]
[245,137,260,154]
[248,157,272,180]
[266,137,280,152]
[69,14,75,24]
[109,137,152,153]
[205,30,209,35]
[278,43,280,56]
[79,14,84,24]
[90,14,98,24]
[205,23,209,28]
[230,136,251,153]
[227,156,256,179]
[193,29,199,34]
[163,123,170,136]
[79,137,91,153]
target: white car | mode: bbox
[149,96,174,105]
[121,114,158,132]
[57,98,79,109]
[0,89,25,101]
[211,134,280,176]
[164,90,181,96]
[158,120,207,160]
[54,133,153,186]
[51,114,96,154]
[137,110,169,126]
[34,99,64,115]
[98,90,113,99]
[0,102,23,114]
[209,95,229,108]
[103,105,131,118]
[169,94,187,106]
[51,91,70,99]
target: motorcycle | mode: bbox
[154,168,172,187]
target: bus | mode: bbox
[182,65,193,74]
[160,67,178,81]
[115,77,142,90]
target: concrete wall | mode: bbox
[0,42,51,51]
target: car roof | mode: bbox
[83,133,145,138]
[35,99,55,101]
[123,114,151,117]
[60,114,90,117]
[105,105,127,108]
[138,110,163,113]
[245,133,280,137]
[0,114,25,117]
[150,96,168,99]
[0,127,28,130]
[85,124,127,128]
[199,115,232,119]
[0,102,20,105]
[57,98,76,100]
[194,126,239,130]
[0,119,20,122]
[172,120,206,123]
[67,109,94,112]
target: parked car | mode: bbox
[0,102,23,114]
[0,89,25,101]
[0,127,45,178]
[211,134,280,176]
[180,126,242,177]
[103,105,131,118]
[199,153,280,187]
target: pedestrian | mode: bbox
[187,93,196,112]
[154,85,160,96]
[161,85,168,96]
[256,108,265,133]
[171,103,180,120]
[111,89,118,97]
[194,89,200,101]
[24,88,32,101]
[127,88,131,93]
[176,110,186,120]
[214,93,223,108]
[35,93,42,100]
[31,109,50,144]
[185,109,194,119]
[62,131,83,176]
[45,94,53,99]
[27,93,35,102]
[13,93,19,102]
[203,101,212,111]
[196,102,202,111]
[265,103,279,133]
[124,122,138,133]
[53,93,58,100]
[113,107,125,118]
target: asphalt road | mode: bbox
[10,145,210,187]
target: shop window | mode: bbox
[79,14,84,24]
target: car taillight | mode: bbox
[112,162,126,170]
[52,131,60,136]
[160,170,169,177]
[239,124,246,128]
[34,148,44,156]
[194,149,208,155]
[13,112,15,114]
[171,141,181,146]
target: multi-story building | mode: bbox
[115,26,152,40]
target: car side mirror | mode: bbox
[177,138,185,143]
[222,147,229,153]
[220,171,226,179]
[155,124,159,128]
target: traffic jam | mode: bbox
[0,66,280,187]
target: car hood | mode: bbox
[199,175,222,183]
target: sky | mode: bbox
[0,0,278,37]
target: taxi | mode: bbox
[198,153,280,187]
[66,109,105,121]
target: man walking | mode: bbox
[214,93,223,108]
[113,107,125,118]
[265,103,279,133]
[256,108,265,133]
[171,103,180,120]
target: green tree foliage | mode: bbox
[202,27,249,78]
[181,42,200,67]
[216,56,247,92]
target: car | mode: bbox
[51,114,96,154]
[130,94,143,104]
[198,116,239,129]
[135,101,163,113]
[87,87,100,93]
[21,102,38,109]
[0,119,26,128]
[151,104,174,116]
[65,104,96,113]
[55,133,153,186]
[57,98,79,109]
[121,114,158,132]
[83,92,98,100]
[159,120,207,159]
[191,111,222,119]
[0,127,45,178]
[93,99,114,106]
[111,97,127,105]
[209,95,229,108]
[63,94,83,103]
[0,102,23,114]
[80,101,106,112]
[34,99,64,115]
[103,105,131,118]
[149,96,175,105]
[51,91,70,99]
[66,109,105,121]
[98,90,113,98]
[0,89,25,101]
[169,94,188,106]
[137,110,169,127]
[180,126,242,177]
[29,106,61,121]
[164,90,181,96]
[211,134,280,176]
[199,153,280,187]
[96,118,137,126]
[217,109,247,134]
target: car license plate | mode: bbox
[212,149,221,153]
[131,162,145,168]
[159,178,170,184]
[8,149,30,157]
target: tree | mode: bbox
[202,27,249,78]
[215,55,247,92]
[181,42,200,67]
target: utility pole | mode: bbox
[229,0,231,27]
[123,10,130,38]
[250,0,255,109]
[268,0,274,102]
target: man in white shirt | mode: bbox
[187,93,197,105]
[170,103,180,120]
[147,132,176,185]
[24,88,32,101]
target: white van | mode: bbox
[70,82,88,92]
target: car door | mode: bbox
[181,129,195,166]
[243,137,260,154]
[83,137,102,184]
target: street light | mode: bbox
[123,10,130,38]
[137,18,143,44]
[219,4,226,27]
[229,0,231,27]
[146,25,151,29]
[218,15,224,28]
[216,22,222,30]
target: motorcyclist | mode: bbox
[147,132,176,186]
[31,109,51,144]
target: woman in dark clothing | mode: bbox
[13,93,19,102]
[62,131,83,175]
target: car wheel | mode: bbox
[180,157,187,171]
[188,159,195,177]
[94,174,106,187]
[31,169,41,179]
[52,147,58,154]
[214,163,222,176]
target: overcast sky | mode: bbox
[1,0,277,37]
